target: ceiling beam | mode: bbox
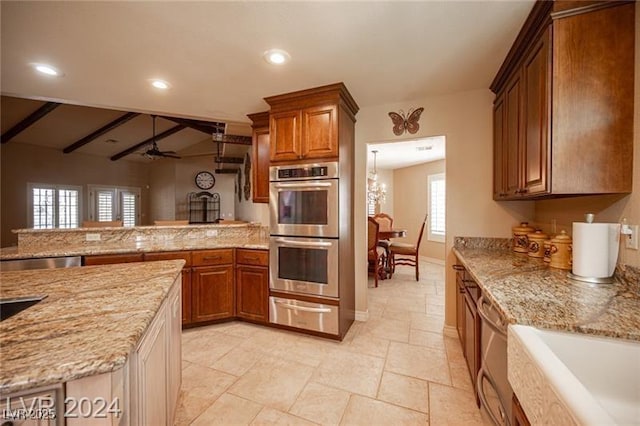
[63,112,140,153]
[162,116,252,145]
[215,168,240,174]
[216,134,252,145]
[1,102,61,144]
[214,157,244,164]
[110,124,186,161]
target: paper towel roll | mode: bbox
[572,222,621,279]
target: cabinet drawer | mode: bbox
[84,253,144,265]
[236,249,268,267]
[269,296,339,335]
[192,249,233,266]
[145,251,192,267]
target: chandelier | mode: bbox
[367,150,386,205]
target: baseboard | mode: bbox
[420,256,445,265]
[355,310,369,321]
[443,325,458,338]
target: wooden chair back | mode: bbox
[82,220,123,228]
[415,213,428,250]
[367,217,380,254]
[372,213,393,232]
[154,220,189,226]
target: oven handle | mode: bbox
[274,300,332,313]
[476,367,507,426]
[477,295,507,336]
[273,182,332,189]
[274,238,333,248]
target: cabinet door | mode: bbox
[456,283,465,347]
[135,302,168,426]
[504,73,522,197]
[182,268,192,325]
[301,104,338,160]
[167,281,182,423]
[522,26,551,197]
[270,110,302,162]
[464,294,479,394]
[236,265,268,323]
[252,125,270,203]
[84,253,144,265]
[493,94,507,199]
[192,265,235,322]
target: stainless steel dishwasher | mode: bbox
[0,256,81,271]
[477,295,513,426]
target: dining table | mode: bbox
[378,229,407,279]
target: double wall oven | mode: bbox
[268,162,341,335]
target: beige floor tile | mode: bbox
[211,346,262,377]
[377,371,430,413]
[385,342,451,385]
[382,307,413,322]
[409,329,446,350]
[228,356,314,411]
[340,394,428,425]
[410,313,445,333]
[219,321,265,338]
[266,334,338,367]
[449,359,475,392]
[385,295,427,314]
[174,364,238,425]
[345,333,390,359]
[191,392,263,426]
[429,383,485,425]
[181,359,192,370]
[251,407,319,425]
[312,349,384,397]
[182,331,244,367]
[288,381,351,426]
[360,318,410,343]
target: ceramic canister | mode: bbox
[543,239,553,263]
[512,222,535,253]
[549,230,572,270]
[527,230,549,258]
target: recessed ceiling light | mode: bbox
[263,49,290,65]
[416,146,433,152]
[150,79,170,90]
[32,63,63,77]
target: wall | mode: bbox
[0,142,151,246]
[149,160,176,222]
[393,159,446,262]
[354,89,534,326]
[533,9,640,269]
[235,153,270,225]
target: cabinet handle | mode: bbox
[452,265,465,271]
[243,256,259,261]
[202,256,222,261]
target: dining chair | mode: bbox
[82,220,123,228]
[390,213,428,281]
[367,217,384,287]
[372,213,393,277]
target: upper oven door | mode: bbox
[269,179,338,238]
[269,236,339,298]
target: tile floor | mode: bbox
[176,261,488,425]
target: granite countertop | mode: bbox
[0,260,184,394]
[453,245,640,342]
[0,241,268,260]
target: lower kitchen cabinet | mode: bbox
[192,265,235,322]
[512,394,531,426]
[84,253,144,265]
[236,265,268,323]
[181,268,192,324]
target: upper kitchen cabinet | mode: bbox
[264,83,359,164]
[247,111,270,203]
[492,1,635,200]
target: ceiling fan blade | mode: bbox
[161,153,181,159]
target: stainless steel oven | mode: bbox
[269,162,339,238]
[269,236,339,298]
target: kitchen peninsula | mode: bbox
[0,260,184,424]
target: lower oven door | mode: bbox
[269,236,339,298]
[269,296,339,335]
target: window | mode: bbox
[88,185,140,227]
[428,173,445,242]
[28,184,82,229]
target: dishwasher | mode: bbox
[0,256,81,272]
[477,295,513,425]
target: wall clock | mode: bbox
[195,171,215,190]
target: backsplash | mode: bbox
[453,237,511,250]
[16,224,269,252]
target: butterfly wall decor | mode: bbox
[388,107,424,136]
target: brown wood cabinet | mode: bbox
[84,253,144,265]
[145,251,193,325]
[512,394,531,426]
[265,83,357,164]
[247,111,270,203]
[191,249,235,322]
[492,1,634,200]
[236,249,269,323]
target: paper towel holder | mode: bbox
[567,272,615,284]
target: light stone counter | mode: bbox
[0,260,184,394]
[453,238,640,342]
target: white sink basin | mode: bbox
[508,324,640,425]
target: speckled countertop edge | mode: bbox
[453,246,640,342]
[0,260,184,394]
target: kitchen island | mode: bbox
[0,260,184,424]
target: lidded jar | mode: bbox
[543,239,553,263]
[512,222,535,253]
[527,230,549,258]
[549,230,572,270]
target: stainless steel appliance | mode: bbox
[269,162,339,238]
[477,296,513,425]
[0,256,81,271]
[269,296,339,335]
[269,236,339,298]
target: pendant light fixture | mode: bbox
[367,150,387,205]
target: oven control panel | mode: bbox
[278,166,328,179]
[270,161,339,181]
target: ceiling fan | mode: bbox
[142,115,181,159]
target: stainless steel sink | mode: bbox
[0,295,47,321]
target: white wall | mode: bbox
[355,89,534,326]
